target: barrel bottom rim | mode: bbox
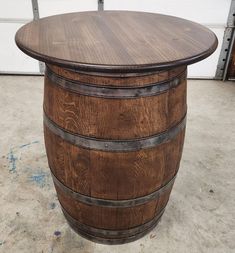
[62,208,165,245]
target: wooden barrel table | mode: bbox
[15,11,217,244]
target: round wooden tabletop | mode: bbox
[15,11,218,73]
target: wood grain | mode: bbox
[15,11,218,73]
[43,67,187,139]
[44,124,185,199]
[42,59,186,241]
[48,64,186,87]
[55,183,173,230]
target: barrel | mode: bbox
[43,64,187,244]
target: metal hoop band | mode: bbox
[61,203,165,245]
[46,66,186,99]
[51,169,175,208]
[44,113,186,152]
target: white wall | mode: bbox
[0,0,38,73]
[0,23,39,73]
[38,0,97,18]
[104,0,231,25]
[0,0,33,19]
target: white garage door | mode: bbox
[0,0,38,74]
[0,0,231,78]
[0,0,98,74]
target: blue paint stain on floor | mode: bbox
[31,140,39,144]
[19,140,39,149]
[19,143,31,149]
[6,141,40,173]
[29,171,48,188]
[49,202,56,209]
[7,149,17,173]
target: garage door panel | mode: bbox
[0,0,33,19]
[0,23,39,73]
[104,0,231,25]
[39,0,98,18]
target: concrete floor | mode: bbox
[0,76,234,253]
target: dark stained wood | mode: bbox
[15,11,217,73]
[43,62,186,242]
[44,124,185,199]
[44,66,187,139]
[55,183,172,230]
[48,64,186,87]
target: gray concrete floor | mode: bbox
[0,76,234,253]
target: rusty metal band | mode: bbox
[61,204,165,244]
[51,169,175,208]
[46,66,186,98]
[43,113,186,152]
